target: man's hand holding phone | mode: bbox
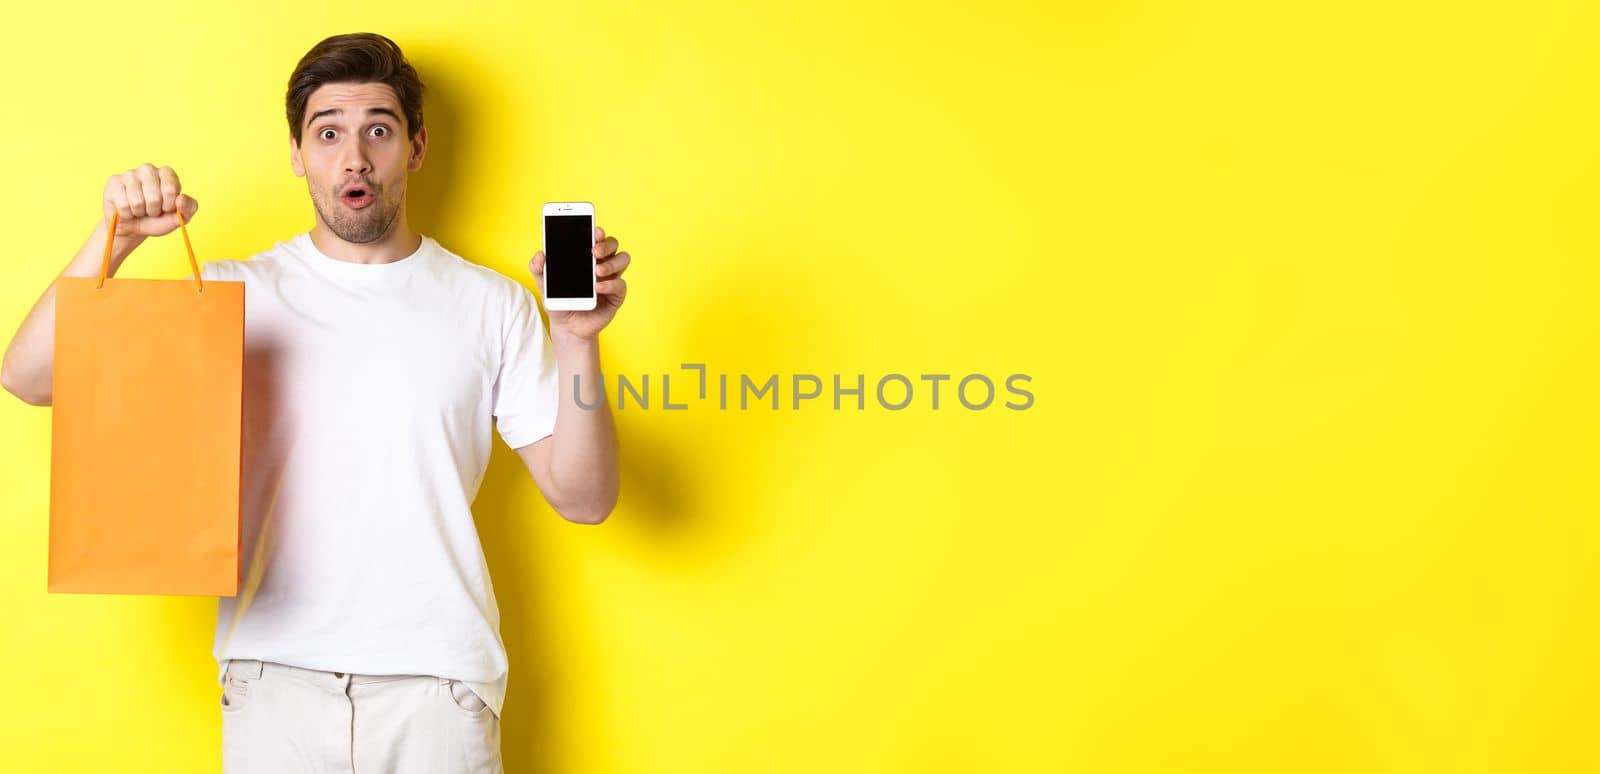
[531,202,629,343]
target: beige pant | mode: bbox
[220,659,502,773]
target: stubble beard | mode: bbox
[311,182,402,244]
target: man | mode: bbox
[0,32,628,773]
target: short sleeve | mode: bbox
[492,284,561,449]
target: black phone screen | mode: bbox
[544,214,594,299]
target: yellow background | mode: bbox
[1,1,1595,772]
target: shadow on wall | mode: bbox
[405,51,466,249]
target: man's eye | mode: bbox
[370,126,389,138]
[320,129,337,141]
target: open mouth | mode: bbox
[340,186,374,209]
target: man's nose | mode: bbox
[341,149,372,176]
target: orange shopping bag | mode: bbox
[48,211,244,595]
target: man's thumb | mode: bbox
[149,195,200,235]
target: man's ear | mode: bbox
[407,126,427,173]
[290,135,305,177]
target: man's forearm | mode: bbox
[546,331,620,522]
[1,220,147,405]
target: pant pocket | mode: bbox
[445,678,490,714]
[220,659,266,714]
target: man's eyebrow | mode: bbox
[306,107,402,127]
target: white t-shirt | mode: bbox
[203,232,560,719]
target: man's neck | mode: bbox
[309,218,423,265]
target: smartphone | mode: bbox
[542,202,597,311]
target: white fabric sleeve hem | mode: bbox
[498,414,557,450]
[492,284,561,451]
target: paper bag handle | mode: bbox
[97,210,205,293]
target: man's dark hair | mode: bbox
[286,33,425,145]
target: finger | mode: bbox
[122,171,147,217]
[137,164,164,216]
[151,195,198,233]
[158,166,180,214]
[597,251,630,278]
[592,236,618,259]
[529,251,545,278]
[106,178,132,222]
[594,226,605,242]
[595,277,627,297]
